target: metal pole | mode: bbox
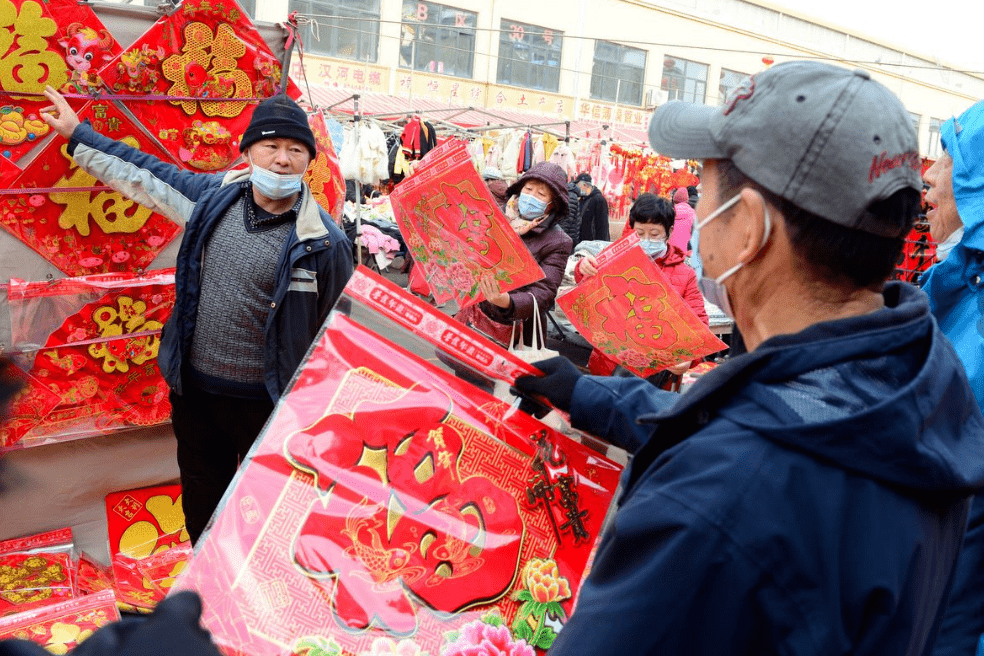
[353,94,362,265]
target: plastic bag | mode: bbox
[0,528,77,618]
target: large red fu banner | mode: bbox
[557,242,726,378]
[390,140,545,308]
[175,268,623,656]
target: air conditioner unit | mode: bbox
[645,89,668,108]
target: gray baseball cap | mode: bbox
[648,61,921,238]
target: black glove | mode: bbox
[72,591,223,656]
[513,356,582,415]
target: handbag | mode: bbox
[507,294,559,364]
[453,302,516,347]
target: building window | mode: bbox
[928,118,942,159]
[590,41,646,106]
[400,1,477,79]
[288,0,380,62]
[662,55,708,104]
[496,20,562,93]
[718,68,748,105]
[908,111,920,137]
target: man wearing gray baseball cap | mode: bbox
[515,61,984,655]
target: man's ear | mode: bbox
[735,188,772,265]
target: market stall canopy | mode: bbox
[301,85,650,147]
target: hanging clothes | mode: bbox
[549,142,576,179]
[501,130,522,179]
[532,135,546,166]
[541,133,559,161]
[419,121,438,157]
[401,115,423,159]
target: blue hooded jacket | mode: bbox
[550,282,984,656]
[920,99,984,656]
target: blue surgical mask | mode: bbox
[695,193,771,319]
[249,156,304,199]
[517,193,548,219]
[640,238,667,259]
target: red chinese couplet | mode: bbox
[174,268,623,656]
[390,140,545,308]
[557,242,727,377]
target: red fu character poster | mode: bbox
[2,271,176,450]
[390,140,545,308]
[557,242,727,378]
[96,0,299,172]
[0,0,121,163]
[1,101,182,277]
[174,268,624,656]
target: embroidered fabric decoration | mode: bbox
[557,242,727,378]
[0,529,76,619]
[304,111,345,223]
[1,101,182,277]
[96,0,299,172]
[0,589,120,653]
[389,140,545,309]
[4,271,176,449]
[173,268,624,656]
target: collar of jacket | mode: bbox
[222,168,330,242]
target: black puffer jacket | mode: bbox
[578,186,610,243]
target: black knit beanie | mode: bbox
[240,94,316,158]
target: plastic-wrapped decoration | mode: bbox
[175,267,626,656]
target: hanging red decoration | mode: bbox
[97,0,300,172]
[0,101,182,277]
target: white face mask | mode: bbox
[695,192,771,318]
[249,155,304,200]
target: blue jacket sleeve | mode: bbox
[67,120,224,225]
[569,375,679,453]
[548,488,775,656]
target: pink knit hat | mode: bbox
[672,187,689,204]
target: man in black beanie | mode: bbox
[41,87,353,543]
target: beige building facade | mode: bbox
[229,0,981,156]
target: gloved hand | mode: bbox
[513,356,582,415]
[72,591,223,656]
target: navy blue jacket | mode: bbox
[552,282,984,656]
[68,122,353,401]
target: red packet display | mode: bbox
[0,589,120,652]
[75,554,113,597]
[390,140,545,308]
[96,0,298,172]
[557,243,727,377]
[3,271,176,450]
[174,268,624,656]
[305,111,345,223]
[0,529,76,619]
[105,484,189,560]
[111,546,191,614]
[1,101,182,277]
